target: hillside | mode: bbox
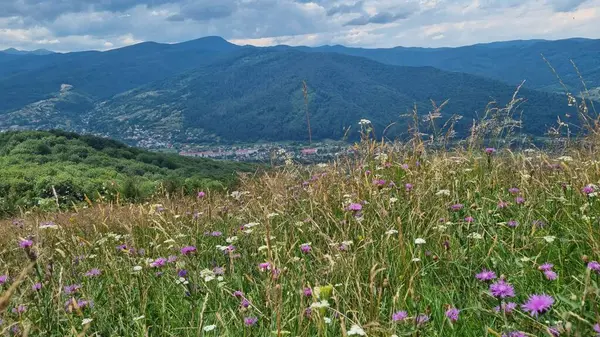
[0,130,256,215]
[89,48,573,143]
[307,38,600,92]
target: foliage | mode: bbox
[1,139,600,336]
[0,130,257,216]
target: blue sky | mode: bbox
[0,0,599,52]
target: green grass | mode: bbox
[1,138,600,336]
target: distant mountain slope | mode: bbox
[305,38,600,92]
[0,37,241,112]
[88,48,572,143]
[1,48,55,55]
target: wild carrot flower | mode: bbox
[445,308,460,322]
[243,317,258,326]
[489,280,515,298]
[180,246,197,255]
[19,239,33,248]
[392,311,408,322]
[150,257,167,268]
[476,269,497,281]
[84,268,101,277]
[494,302,517,314]
[0,275,8,285]
[521,294,554,317]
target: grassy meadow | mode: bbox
[1,133,600,337]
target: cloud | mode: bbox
[0,0,599,51]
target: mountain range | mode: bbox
[1,36,597,145]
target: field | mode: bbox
[1,135,600,337]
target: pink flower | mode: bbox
[150,257,167,268]
[392,310,408,322]
[521,294,554,317]
[19,239,33,248]
[258,262,271,271]
[303,288,312,297]
[445,308,460,322]
[347,203,362,211]
[544,270,558,281]
[244,317,258,326]
[300,244,311,254]
[180,246,197,255]
[489,280,515,299]
[538,263,554,271]
[475,269,497,281]
[0,275,8,285]
[197,191,206,198]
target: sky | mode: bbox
[0,0,599,52]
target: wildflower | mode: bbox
[347,203,362,211]
[116,244,127,251]
[210,231,223,237]
[588,261,600,273]
[258,262,271,271]
[507,220,519,227]
[304,307,312,317]
[543,236,556,243]
[485,147,496,154]
[508,187,520,194]
[533,220,546,228]
[64,284,82,294]
[494,302,517,314]
[594,324,600,336]
[241,298,251,308]
[464,216,474,223]
[39,221,58,229]
[415,314,430,326]
[82,318,93,326]
[150,257,167,268]
[489,280,515,299]
[19,239,33,248]
[32,283,42,291]
[548,326,561,336]
[203,325,216,332]
[84,268,101,277]
[544,270,558,280]
[197,191,206,198]
[65,298,93,313]
[405,183,413,192]
[502,331,525,337]
[347,324,366,335]
[180,246,197,255]
[392,310,408,322]
[497,201,509,209]
[12,305,27,314]
[436,189,451,196]
[0,275,8,285]
[450,203,464,211]
[414,238,426,245]
[133,266,143,271]
[178,269,188,278]
[401,163,409,170]
[300,243,312,254]
[243,317,258,326]
[521,294,554,317]
[358,119,371,125]
[445,307,460,322]
[516,196,525,204]
[303,288,313,297]
[233,290,244,298]
[212,267,225,275]
[385,229,398,235]
[538,262,554,271]
[167,255,177,263]
[373,179,386,187]
[475,269,497,281]
[582,184,596,195]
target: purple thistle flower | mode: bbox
[213,266,225,275]
[258,262,271,271]
[594,323,600,336]
[244,317,258,327]
[373,179,386,187]
[12,305,27,314]
[84,268,101,277]
[300,244,312,254]
[241,298,251,308]
[405,183,413,192]
[450,204,464,211]
[32,283,42,291]
[588,261,600,273]
[508,187,520,194]
[197,191,206,198]
[180,246,197,255]
[539,262,554,271]
[303,287,313,297]
[485,147,496,154]
[415,314,430,326]
[19,239,33,248]
[445,308,460,322]
[489,280,515,299]
[521,294,554,317]
[507,220,519,227]
[347,203,362,211]
[178,269,188,278]
[304,307,312,317]
[233,290,244,298]
[582,185,595,195]
[548,326,561,337]
[392,310,408,322]
[150,257,167,268]
[515,196,525,204]
[544,270,558,281]
[116,244,127,251]
[0,275,8,285]
[63,284,82,294]
[476,269,497,282]
[494,302,517,314]
[464,216,474,223]
[497,201,509,209]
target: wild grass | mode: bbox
[1,131,600,336]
